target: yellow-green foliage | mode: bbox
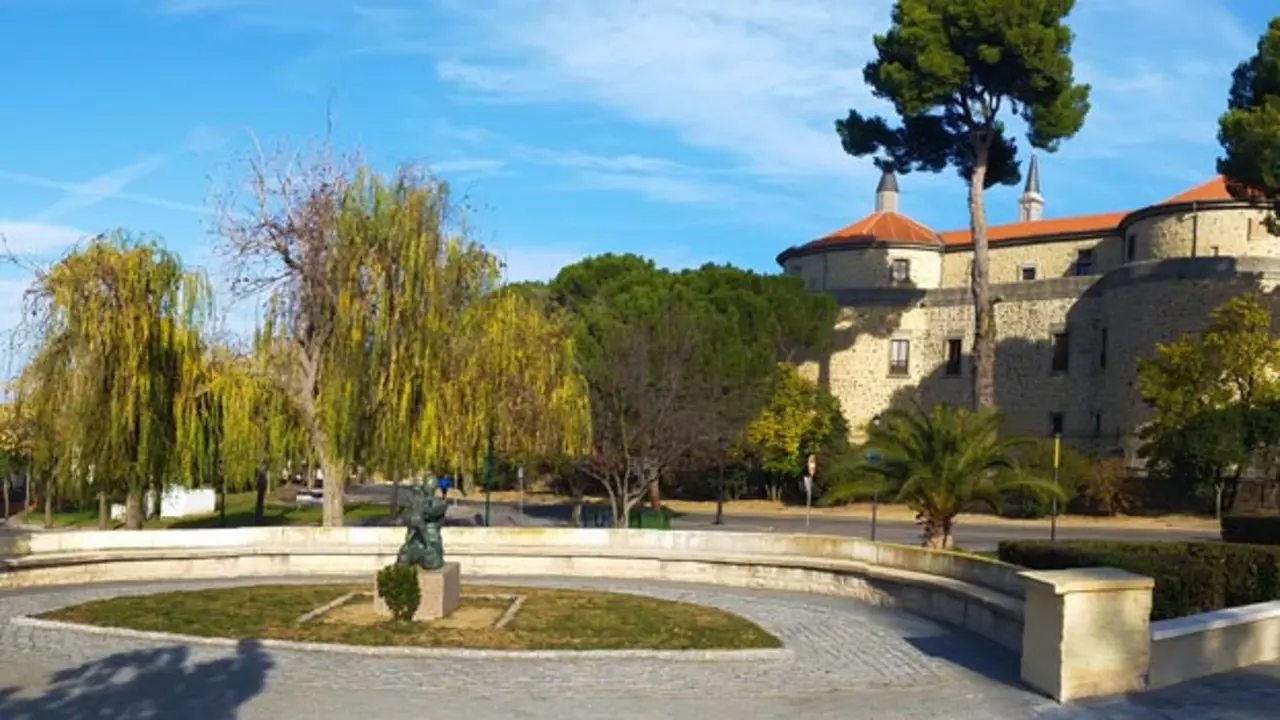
[250,166,589,492]
[744,363,832,477]
[1137,292,1280,430]
[17,233,212,523]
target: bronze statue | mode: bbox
[396,476,448,571]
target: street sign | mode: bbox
[803,475,813,495]
[807,454,817,477]
[867,451,880,463]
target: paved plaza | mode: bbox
[0,577,1275,719]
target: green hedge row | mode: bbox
[1221,514,1280,545]
[997,540,1280,620]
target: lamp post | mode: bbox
[714,437,726,526]
[869,414,882,542]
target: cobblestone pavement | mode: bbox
[0,577,1274,719]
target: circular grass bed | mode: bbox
[38,584,782,651]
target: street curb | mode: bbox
[10,616,793,662]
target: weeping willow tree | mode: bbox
[217,143,590,525]
[16,234,212,529]
[174,341,306,525]
[456,287,591,478]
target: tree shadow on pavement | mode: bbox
[0,638,274,720]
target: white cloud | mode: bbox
[0,221,90,256]
[433,0,893,185]
[430,1,1257,186]
[1063,0,1254,165]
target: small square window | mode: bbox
[1093,412,1102,437]
[1019,265,1038,281]
[890,258,911,284]
[1075,249,1095,276]
[944,338,962,376]
[1050,413,1065,436]
[1125,234,1137,262]
[889,338,910,376]
[1051,332,1070,373]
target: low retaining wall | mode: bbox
[0,527,1025,652]
[1147,601,1280,689]
[13,526,1271,703]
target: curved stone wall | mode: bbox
[1093,257,1280,460]
[786,246,943,291]
[1127,206,1279,262]
[0,526,1025,652]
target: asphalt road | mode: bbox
[344,485,1217,551]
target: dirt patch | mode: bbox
[316,594,512,630]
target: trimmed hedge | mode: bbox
[998,540,1280,620]
[1221,514,1280,546]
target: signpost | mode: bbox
[804,454,817,528]
[1051,434,1061,542]
[866,450,881,541]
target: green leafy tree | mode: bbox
[1137,293,1280,515]
[821,403,1064,548]
[744,363,842,502]
[548,255,836,521]
[1218,16,1280,233]
[836,0,1091,409]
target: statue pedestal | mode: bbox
[374,562,461,621]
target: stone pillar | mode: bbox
[1019,567,1155,703]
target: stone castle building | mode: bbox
[776,158,1280,464]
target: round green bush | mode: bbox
[376,563,421,622]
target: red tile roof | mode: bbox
[794,176,1249,255]
[808,211,942,248]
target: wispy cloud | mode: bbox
[0,168,209,216]
[0,221,91,256]
[28,155,169,223]
[432,0,894,185]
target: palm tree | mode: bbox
[822,403,1065,549]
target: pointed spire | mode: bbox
[1024,153,1041,195]
[875,169,899,213]
[1018,154,1044,222]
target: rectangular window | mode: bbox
[1075,249,1095,276]
[1125,234,1137,262]
[1093,412,1102,437]
[1051,332,1070,372]
[1099,328,1108,369]
[889,338,910,376]
[1019,264,1038,281]
[1050,412,1065,436]
[944,338,962,376]
[890,258,911,284]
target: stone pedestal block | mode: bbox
[1019,567,1155,703]
[373,562,461,621]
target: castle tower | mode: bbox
[1019,154,1044,222]
[875,169,900,213]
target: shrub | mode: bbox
[1221,514,1280,546]
[1077,457,1141,516]
[376,563,421,622]
[998,539,1280,620]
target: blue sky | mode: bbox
[0,0,1273,342]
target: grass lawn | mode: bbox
[10,492,390,530]
[39,583,782,651]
